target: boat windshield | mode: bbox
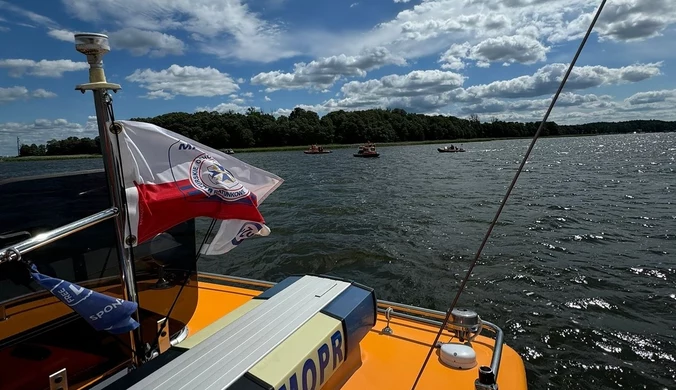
[0,170,198,389]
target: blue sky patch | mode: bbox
[0,0,675,155]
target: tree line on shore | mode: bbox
[18,107,676,157]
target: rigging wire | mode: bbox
[149,218,218,357]
[410,1,608,388]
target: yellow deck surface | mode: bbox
[185,279,528,390]
[0,277,527,389]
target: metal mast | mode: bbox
[73,33,143,366]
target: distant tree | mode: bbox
[20,109,674,156]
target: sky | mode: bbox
[0,0,675,156]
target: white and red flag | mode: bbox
[109,120,282,254]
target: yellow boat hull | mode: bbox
[0,273,528,390]
[186,275,528,390]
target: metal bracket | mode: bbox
[475,381,498,390]
[0,305,7,321]
[49,368,68,390]
[157,318,170,354]
[75,82,121,93]
[381,307,393,335]
[475,365,498,390]
[0,247,21,265]
[125,235,137,246]
[109,122,123,134]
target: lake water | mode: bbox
[1,132,674,390]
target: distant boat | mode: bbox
[304,145,332,154]
[354,143,379,158]
[438,145,465,153]
[224,149,235,154]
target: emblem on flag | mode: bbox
[188,153,250,201]
[231,222,269,246]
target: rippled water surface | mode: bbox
[2,132,675,390]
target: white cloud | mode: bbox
[0,1,59,29]
[48,29,75,42]
[440,35,549,69]
[144,90,174,100]
[274,60,665,120]
[2,0,675,131]
[340,70,465,97]
[312,70,466,113]
[0,87,29,103]
[455,88,676,124]
[4,3,186,56]
[31,89,58,99]
[8,0,676,68]
[624,89,676,105]
[309,0,676,66]
[595,0,676,42]
[350,3,359,8]
[195,102,256,114]
[462,62,663,100]
[195,90,260,113]
[251,47,407,92]
[544,0,676,43]
[0,59,89,78]
[0,3,78,43]
[284,87,676,125]
[317,0,553,59]
[126,65,239,99]
[459,92,614,115]
[108,28,185,57]
[61,0,296,62]
[0,117,98,156]
[0,86,56,103]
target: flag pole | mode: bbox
[74,33,143,366]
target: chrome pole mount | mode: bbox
[445,308,483,342]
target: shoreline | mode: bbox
[0,154,103,162]
[0,133,598,162]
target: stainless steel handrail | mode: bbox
[375,307,504,379]
[0,207,118,264]
[377,299,447,321]
[481,320,504,378]
[197,272,276,289]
